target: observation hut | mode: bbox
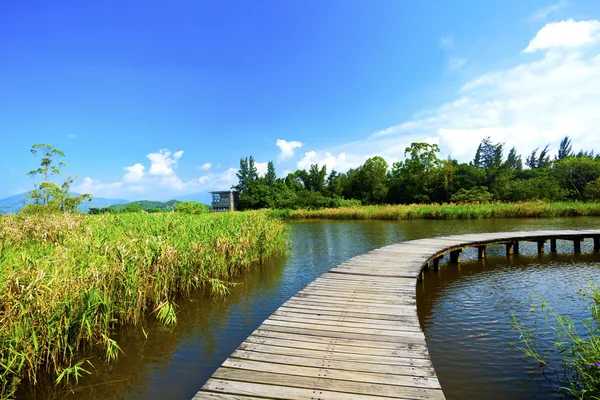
[210,190,239,212]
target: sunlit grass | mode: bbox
[269,201,600,220]
[0,211,287,398]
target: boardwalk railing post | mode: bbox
[505,242,513,256]
[595,237,600,252]
[477,246,486,259]
[450,249,461,263]
[574,239,581,253]
[433,256,442,271]
[512,240,519,254]
[550,238,557,253]
[537,240,545,254]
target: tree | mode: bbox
[356,156,389,204]
[234,156,259,193]
[557,136,573,160]
[27,144,66,205]
[389,143,442,204]
[264,161,276,187]
[25,143,92,212]
[505,147,523,171]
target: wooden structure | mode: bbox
[210,191,239,212]
[194,229,600,400]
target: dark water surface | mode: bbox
[20,217,600,399]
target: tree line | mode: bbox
[234,136,600,210]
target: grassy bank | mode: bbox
[0,212,287,398]
[267,201,600,220]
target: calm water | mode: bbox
[19,217,600,399]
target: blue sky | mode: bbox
[2,0,600,201]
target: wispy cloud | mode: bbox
[298,19,600,171]
[199,162,212,171]
[439,35,467,71]
[529,0,568,22]
[68,134,77,139]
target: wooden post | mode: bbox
[574,239,581,253]
[594,237,600,252]
[450,249,461,263]
[550,238,557,253]
[477,245,486,259]
[423,261,430,271]
[506,242,513,256]
[433,256,441,271]
[537,240,545,254]
[512,240,520,254]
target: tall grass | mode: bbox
[270,201,600,220]
[0,212,287,398]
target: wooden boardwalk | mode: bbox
[194,229,600,400]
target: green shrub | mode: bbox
[450,186,494,203]
[174,201,210,214]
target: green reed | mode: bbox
[512,286,600,399]
[0,211,287,398]
[269,201,600,220]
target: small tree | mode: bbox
[25,144,92,212]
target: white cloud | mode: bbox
[192,168,238,191]
[123,163,145,182]
[255,161,268,177]
[147,149,183,176]
[73,148,238,200]
[524,19,600,53]
[199,162,212,171]
[276,139,303,161]
[297,19,600,170]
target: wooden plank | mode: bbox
[230,349,435,377]
[244,335,428,359]
[202,379,396,400]
[222,358,441,389]
[211,368,445,400]
[251,330,428,352]
[236,343,431,366]
[268,315,422,332]
[272,310,421,327]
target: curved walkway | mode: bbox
[194,229,600,400]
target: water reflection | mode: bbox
[18,217,600,399]
[417,251,600,400]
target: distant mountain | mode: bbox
[0,193,129,214]
[173,192,212,204]
[108,199,181,212]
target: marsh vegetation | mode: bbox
[0,212,286,398]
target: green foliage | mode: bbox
[233,137,600,211]
[25,144,92,212]
[19,202,62,215]
[0,212,287,397]
[584,178,600,200]
[174,201,210,214]
[450,186,493,203]
[122,203,143,213]
[512,286,600,399]
[109,200,180,213]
